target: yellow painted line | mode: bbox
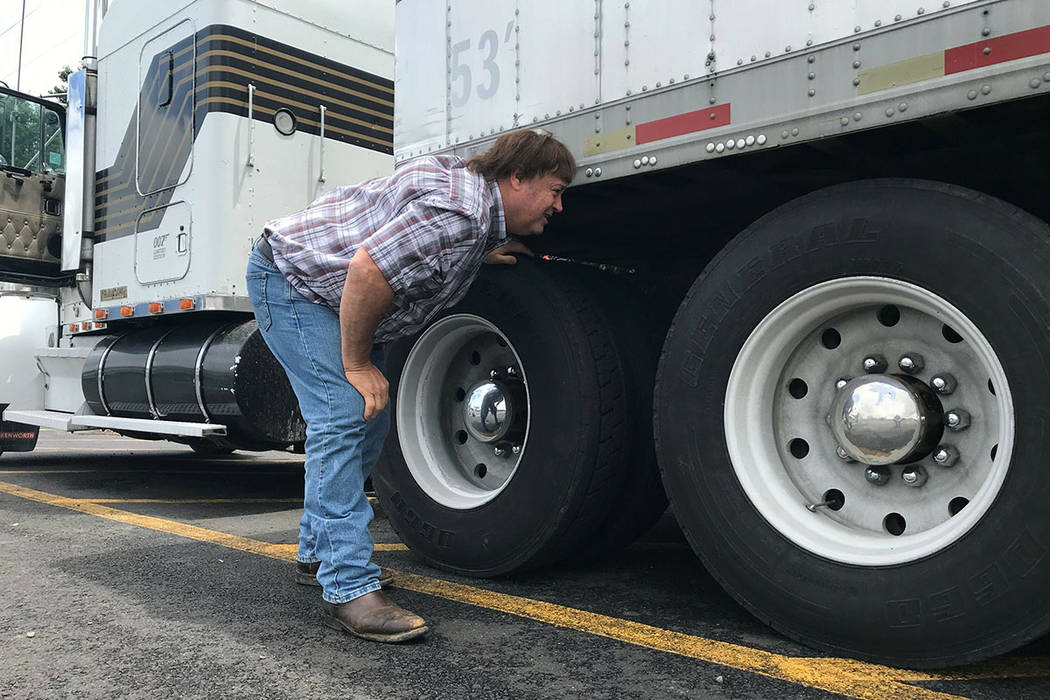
[67,496,368,505]
[0,469,302,476]
[269,542,407,555]
[396,573,963,700]
[0,470,103,474]
[857,51,945,95]
[29,446,194,451]
[374,543,410,552]
[68,498,303,504]
[0,480,294,560]
[1,479,1046,697]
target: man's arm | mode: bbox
[340,246,395,421]
[484,239,534,264]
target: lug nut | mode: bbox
[490,369,500,379]
[835,377,849,390]
[862,355,888,373]
[931,373,957,394]
[933,444,959,467]
[945,409,971,431]
[506,366,517,376]
[901,465,929,487]
[835,445,855,462]
[511,444,522,455]
[898,353,925,373]
[493,446,508,457]
[865,465,890,485]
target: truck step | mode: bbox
[2,409,226,438]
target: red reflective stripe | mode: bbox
[945,25,1050,75]
[636,104,731,145]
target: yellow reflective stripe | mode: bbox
[584,126,637,156]
[857,51,946,95]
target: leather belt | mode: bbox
[254,232,275,263]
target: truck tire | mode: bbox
[573,266,667,559]
[374,260,627,575]
[655,179,1050,667]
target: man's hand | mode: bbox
[339,247,394,421]
[484,240,534,265]
[344,362,389,421]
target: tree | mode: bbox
[49,65,79,106]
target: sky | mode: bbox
[0,0,87,97]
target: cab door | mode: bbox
[0,88,67,283]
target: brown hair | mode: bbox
[466,129,576,183]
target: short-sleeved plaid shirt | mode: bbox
[264,156,508,342]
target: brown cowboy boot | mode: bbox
[322,590,428,643]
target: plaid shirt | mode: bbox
[265,156,508,342]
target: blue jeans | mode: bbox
[246,249,390,604]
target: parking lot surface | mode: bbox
[2,429,1050,699]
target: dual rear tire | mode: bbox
[376,179,1050,667]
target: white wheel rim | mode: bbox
[397,314,530,510]
[725,277,1014,566]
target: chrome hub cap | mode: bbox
[829,375,943,465]
[463,376,527,445]
[465,381,510,442]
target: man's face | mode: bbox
[504,173,568,236]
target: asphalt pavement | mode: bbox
[2,429,1050,700]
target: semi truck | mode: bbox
[3,0,1050,669]
[0,0,393,453]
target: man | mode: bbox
[245,130,575,643]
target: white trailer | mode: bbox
[0,0,393,452]
[379,0,1050,668]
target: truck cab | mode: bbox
[0,0,394,453]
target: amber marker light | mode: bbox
[95,309,108,320]
[179,298,196,310]
[120,306,134,317]
[68,324,77,332]
[149,302,164,314]
[81,322,91,331]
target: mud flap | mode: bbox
[0,415,39,452]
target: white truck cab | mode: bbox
[0,0,393,451]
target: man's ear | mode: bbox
[508,171,525,191]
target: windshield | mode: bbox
[0,92,65,175]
